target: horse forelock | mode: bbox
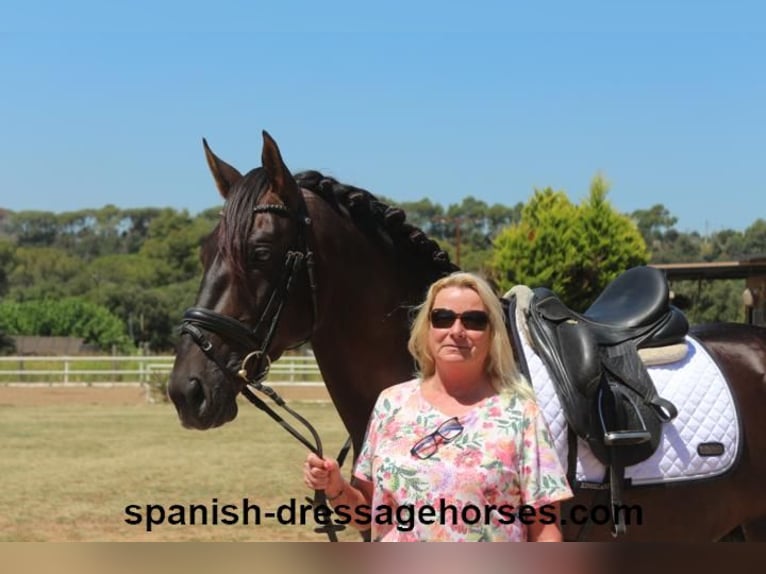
[217,168,270,282]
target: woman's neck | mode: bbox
[425,366,495,405]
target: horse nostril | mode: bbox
[184,377,207,414]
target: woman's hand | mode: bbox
[303,452,345,498]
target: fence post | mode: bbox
[64,358,69,385]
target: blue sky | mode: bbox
[1,0,763,234]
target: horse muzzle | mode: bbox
[167,369,240,430]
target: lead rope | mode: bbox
[184,197,337,539]
[239,379,351,542]
[181,322,349,542]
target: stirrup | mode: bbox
[598,385,651,446]
[603,429,651,446]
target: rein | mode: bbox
[179,192,349,542]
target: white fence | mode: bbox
[0,354,323,388]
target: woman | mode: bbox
[304,272,572,541]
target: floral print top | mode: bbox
[352,379,573,542]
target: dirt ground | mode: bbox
[0,384,331,407]
[0,386,148,406]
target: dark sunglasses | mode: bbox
[410,416,464,459]
[429,308,490,331]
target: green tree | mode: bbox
[491,176,648,310]
[631,204,678,248]
[443,197,523,271]
[630,204,710,263]
[6,211,59,247]
[394,198,445,234]
[0,298,132,352]
[73,254,164,297]
[670,279,744,324]
[567,175,648,302]
[6,246,83,301]
[392,196,522,272]
[55,206,124,259]
[96,285,176,351]
[139,209,212,283]
[0,239,16,297]
[67,255,176,351]
[121,207,170,253]
[492,187,579,292]
[707,229,745,261]
[57,206,167,258]
[742,219,766,255]
[662,230,706,263]
[4,206,179,261]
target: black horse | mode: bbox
[168,131,766,541]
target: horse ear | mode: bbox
[203,138,243,199]
[261,130,300,206]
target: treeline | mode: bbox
[0,178,764,354]
[400,178,765,323]
[0,205,220,353]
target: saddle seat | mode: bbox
[539,266,689,350]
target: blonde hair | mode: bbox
[407,272,534,401]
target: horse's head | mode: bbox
[168,131,316,429]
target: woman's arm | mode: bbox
[325,475,374,531]
[527,502,564,542]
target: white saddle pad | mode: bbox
[508,292,741,486]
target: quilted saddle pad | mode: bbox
[511,299,741,486]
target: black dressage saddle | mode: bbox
[504,266,685,535]
[565,265,689,348]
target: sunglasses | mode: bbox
[429,308,490,331]
[410,416,464,459]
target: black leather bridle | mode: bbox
[181,195,318,379]
[178,190,349,541]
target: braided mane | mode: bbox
[217,167,458,291]
[294,170,458,283]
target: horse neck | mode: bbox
[306,198,425,450]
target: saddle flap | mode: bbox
[529,288,602,397]
[526,288,602,439]
[530,288,575,322]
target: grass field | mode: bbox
[0,388,359,542]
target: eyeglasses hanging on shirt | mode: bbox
[410,416,464,459]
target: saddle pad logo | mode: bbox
[697,442,725,457]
